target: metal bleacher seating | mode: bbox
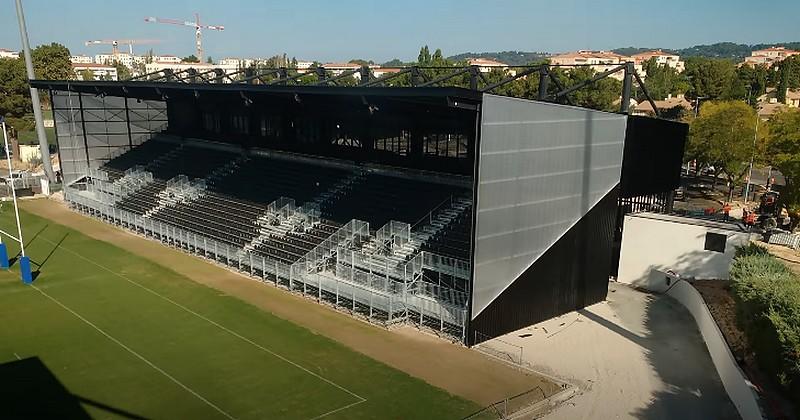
[420,205,472,260]
[322,174,468,228]
[101,140,180,181]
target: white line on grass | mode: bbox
[30,284,236,420]
[13,352,21,360]
[33,234,367,416]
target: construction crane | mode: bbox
[84,39,160,56]
[144,13,224,64]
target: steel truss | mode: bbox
[125,62,660,116]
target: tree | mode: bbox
[732,64,769,105]
[641,57,690,101]
[206,56,213,64]
[766,109,800,229]
[0,58,33,119]
[382,58,405,67]
[684,57,736,99]
[348,59,374,66]
[550,66,622,111]
[688,101,761,200]
[181,54,199,63]
[79,69,94,81]
[32,43,72,80]
[112,61,131,80]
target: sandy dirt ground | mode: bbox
[479,282,739,420]
[21,198,561,407]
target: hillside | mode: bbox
[614,42,800,61]
[447,51,549,66]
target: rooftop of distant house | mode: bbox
[71,63,115,69]
[467,57,509,67]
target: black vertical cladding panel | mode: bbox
[619,115,688,198]
[469,186,619,344]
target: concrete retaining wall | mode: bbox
[666,280,763,420]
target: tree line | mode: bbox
[0,42,72,131]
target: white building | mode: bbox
[70,55,94,64]
[744,46,800,67]
[632,50,685,73]
[549,50,635,80]
[95,53,145,68]
[618,213,752,289]
[72,63,118,81]
[152,55,181,64]
[218,57,257,70]
[0,48,20,59]
[467,58,517,76]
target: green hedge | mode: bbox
[730,248,800,405]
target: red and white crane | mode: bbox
[144,13,224,64]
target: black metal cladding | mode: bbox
[469,187,620,345]
[619,115,688,198]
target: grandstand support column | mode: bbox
[123,93,133,148]
[538,65,549,100]
[620,62,634,114]
[249,252,253,276]
[261,256,266,280]
[77,92,91,173]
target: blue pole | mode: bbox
[20,255,32,284]
[0,243,8,269]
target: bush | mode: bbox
[734,242,770,258]
[730,253,800,404]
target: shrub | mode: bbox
[730,253,800,404]
[734,242,770,258]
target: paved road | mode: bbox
[480,283,739,419]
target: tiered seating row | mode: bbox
[116,181,166,215]
[323,175,468,228]
[421,207,472,260]
[102,140,180,180]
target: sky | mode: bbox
[2,0,799,63]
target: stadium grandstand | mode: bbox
[32,63,686,344]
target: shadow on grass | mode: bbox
[0,356,148,419]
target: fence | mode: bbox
[463,387,552,420]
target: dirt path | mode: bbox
[21,198,559,407]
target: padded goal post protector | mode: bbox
[20,256,32,284]
[0,242,8,269]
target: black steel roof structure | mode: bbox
[31,62,660,116]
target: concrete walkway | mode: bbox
[480,282,739,419]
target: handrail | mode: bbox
[411,194,454,230]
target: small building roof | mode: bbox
[628,212,748,232]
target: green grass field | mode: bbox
[0,206,479,419]
[17,127,56,145]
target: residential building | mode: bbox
[70,55,94,64]
[755,87,800,119]
[633,93,692,116]
[0,48,19,59]
[744,46,800,67]
[95,53,146,69]
[152,55,181,64]
[371,67,402,78]
[549,50,634,80]
[218,58,257,70]
[72,63,118,81]
[296,61,314,71]
[467,58,517,77]
[322,62,362,76]
[631,50,685,72]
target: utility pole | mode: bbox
[15,0,55,183]
[743,117,760,204]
